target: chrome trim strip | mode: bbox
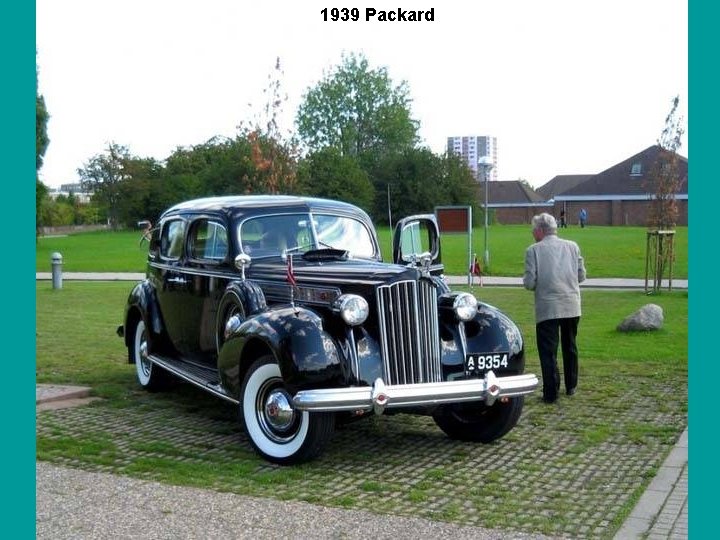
[149,261,236,280]
[293,371,539,413]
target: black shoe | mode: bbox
[542,396,557,404]
[566,388,576,396]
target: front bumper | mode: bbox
[292,370,539,414]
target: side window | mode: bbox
[400,222,423,256]
[189,220,228,261]
[160,220,186,259]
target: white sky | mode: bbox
[36,0,687,189]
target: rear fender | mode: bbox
[123,280,165,349]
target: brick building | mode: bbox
[467,145,688,226]
[549,146,688,226]
[475,180,551,224]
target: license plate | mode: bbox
[465,352,509,375]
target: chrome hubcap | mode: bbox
[264,390,295,431]
[138,331,151,377]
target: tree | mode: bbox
[644,96,685,293]
[36,91,49,171]
[36,64,50,235]
[165,136,254,196]
[371,148,478,224]
[646,96,685,230]
[296,52,419,158]
[297,148,374,211]
[78,142,131,230]
[115,156,165,227]
[240,57,300,195]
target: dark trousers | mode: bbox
[536,317,579,401]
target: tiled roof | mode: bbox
[476,181,547,205]
[536,175,593,200]
[561,146,688,197]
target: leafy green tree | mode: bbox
[296,52,419,158]
[78,142,131,230]
[116,157,166,227]
[372,148,442,222]
[297,148,374,211]
[36,96,49,170]
[36,64,50,235]
[165,136,255,196]
[40,197,74,227]
[371,148,478,224]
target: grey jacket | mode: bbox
[523,235,587,323]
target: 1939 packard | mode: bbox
[118,196,538,464]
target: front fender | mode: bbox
[218,306,345,397]
[440,301,525,377]
[466,302,525,373]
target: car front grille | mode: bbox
[376,280,442,385]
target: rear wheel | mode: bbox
[240,355,334,464]
[131,319,169,392]
[433,396,524,443]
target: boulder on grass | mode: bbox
[617,304,664,332]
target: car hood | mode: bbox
[246,257,421,288]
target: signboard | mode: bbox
[435,206,477,286]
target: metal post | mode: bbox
[483,178,489,268]
[387,185,392,229]
[468,206,473,287]
[478,156,493,269]
[51,252,63,290]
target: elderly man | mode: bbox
[523,213,587,403]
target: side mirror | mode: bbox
[234,253,252,280]
[392,215,441,268]
[137,220,153,246]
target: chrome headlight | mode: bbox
[334,294,369,326]
[453,292,478,322]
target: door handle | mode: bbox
[167,276,188,285]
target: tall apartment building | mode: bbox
[446,135,498,181]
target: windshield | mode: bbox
[238,213,376,259]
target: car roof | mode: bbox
[162,195,370,221]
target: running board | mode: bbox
[148,354,239,405]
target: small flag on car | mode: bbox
[286,254,297,286]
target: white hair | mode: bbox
[531,213,558,235]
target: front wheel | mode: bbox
[433,396,524,443]
[131,319,169,392]
[240,356,334,465]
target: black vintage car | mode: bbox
[119,196,538,464]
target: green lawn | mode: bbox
[36,283,687,394]
[36,225,688,279]
[36,230,147,273]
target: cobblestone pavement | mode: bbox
[37,378,687,540]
